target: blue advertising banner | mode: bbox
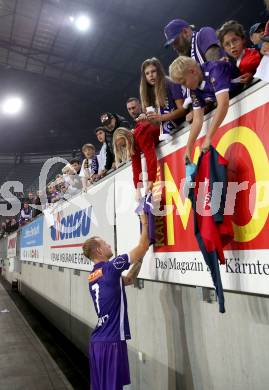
[20,216,44,263]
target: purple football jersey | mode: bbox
[191,61,239,109]
[88,254,131,342]
[160,78,186,136]
[165,78,185,108]
[191,27,225,64]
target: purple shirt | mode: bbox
[160,78,186,131]
[88,254,131,342]
[191,27,224,64]
[165,78,185,108]
[191,61,239,109]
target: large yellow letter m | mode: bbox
[164,163,192,245]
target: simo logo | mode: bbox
[51,207,92,241]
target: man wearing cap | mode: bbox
[249,22,266,50]
[100,112,130,133]
[164,18,225,64]
[100,112,131,171]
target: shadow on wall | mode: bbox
[160,283,195,390]
[247,293,269,326]
[160,283,224,390]
[21,281,93,355]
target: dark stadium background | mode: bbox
[0,0,266,155]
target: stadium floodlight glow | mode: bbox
[2,97,23,115]
[74,15,91,32]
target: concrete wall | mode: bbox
[0,236,20,284]
[17,261,269,390]
[20,263,93,352]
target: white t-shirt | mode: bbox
[254,54,269,82]
[63,174,82,196]
[79,158,93,178]
[97,144,107,173]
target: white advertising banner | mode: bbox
[20,216,44,263]
[7,232,17,259]
[140,250,269,296]
[115,165,141,257]
[43,177,115,271]
[115,83,269,295]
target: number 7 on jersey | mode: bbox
[92,283,100,315]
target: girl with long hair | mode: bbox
[139,57,188,141]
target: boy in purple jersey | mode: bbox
[169,56,240,162]
[83,213,149,390]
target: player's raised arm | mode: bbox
[123,261,143,286]
[123,213,149,286]
[129,213,149,264]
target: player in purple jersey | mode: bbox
[83,213,149,390]
[169,56,240,162]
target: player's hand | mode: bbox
[139,213,148,225]
[146,181,153,194]
[135,187,142,202]
[184,147,192,164]
[202,137,211,153]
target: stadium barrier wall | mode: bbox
[1,81,269,390]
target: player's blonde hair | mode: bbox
[83,236,100,260]
[169,56,198,85]
[113,127,135,167]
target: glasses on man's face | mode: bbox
[223,37,241,49]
